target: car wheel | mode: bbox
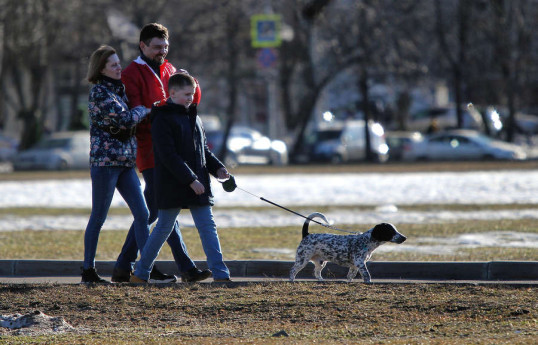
[331,154,344,164]
[269,151,288,166]
[57,160,68,170]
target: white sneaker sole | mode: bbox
[148,277,177,284]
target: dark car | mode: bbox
[309,120,389,163]
[385,131,424,161]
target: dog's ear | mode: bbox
[371,223,396,242]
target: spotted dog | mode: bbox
[289,212,406,283]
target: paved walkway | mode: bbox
[0,260,536,285]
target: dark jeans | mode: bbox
[84,166,149,270]
[114,168,196,273]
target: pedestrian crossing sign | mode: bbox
[251,14,282,48]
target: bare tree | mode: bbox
[489,0,535,142]
[275,0,346,160]
[1,0,63,148]
[277,0,427,161]
[434,0,473,129]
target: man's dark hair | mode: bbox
[168,73,196,92]
[140,23,169,45]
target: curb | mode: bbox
[1,260,537,281]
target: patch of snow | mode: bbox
[377,231,538,255]
[1,170,538,208]
[1,311,73,335]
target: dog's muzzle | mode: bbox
[392,234,407,244]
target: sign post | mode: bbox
[251,14,282,141]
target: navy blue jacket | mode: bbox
[150,100,224,209]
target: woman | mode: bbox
[82,45,150,283]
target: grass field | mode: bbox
[0,162,536,343]
[0,283,536,344]
[0,218,537,262]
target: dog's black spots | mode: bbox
[290,213,406,283]
[371,223,397,242]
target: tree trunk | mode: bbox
[18,109,40,150]
[69,60,86,130]
[359,70,374,162]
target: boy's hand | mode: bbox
[217,168,230,180]
[190,180,205,195]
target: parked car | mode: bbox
[408,105,485,133]
[310,120,389,163]
[206,126,288,167]
[0,134,19,162]
[385,131,424,161]
[12,131,90,171]
[411,129,527,161]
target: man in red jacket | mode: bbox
[112,23,211,283]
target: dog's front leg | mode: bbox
[356,261,371,283]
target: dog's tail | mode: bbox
[302,212,329,238]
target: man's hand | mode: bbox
[190,180,205,195]
[217,167,230,180]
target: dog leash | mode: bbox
[220,175,358,234]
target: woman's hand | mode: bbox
[190,180,205,195]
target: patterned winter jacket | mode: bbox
[88,78,149,167]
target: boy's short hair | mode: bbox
[168,73,196,92]
[140,23,169,45]
[87,45,116,84]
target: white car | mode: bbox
[12,131,90,171]
[412,130,527,161]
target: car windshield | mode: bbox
[471,133,494,145]
[35,138,70,149]
[316,130,342,141]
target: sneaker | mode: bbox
[181,268,212,282]
[149,265,177,283]
[129,275,147,284]
[213,277,232,282]
[111,266,132,283]
[81,267,111,284]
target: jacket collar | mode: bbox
[133,56,167,93]
[98,77,125,96]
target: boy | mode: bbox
[130,73,231,283]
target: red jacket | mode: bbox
[122,56,201,171]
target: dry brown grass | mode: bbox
[0,282,536,344]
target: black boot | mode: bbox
[81,267,111,284]
[111,266,132,283]
[181,267,212,282]
[149,265,177,283]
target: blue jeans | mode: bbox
[134,205,229,281]
[83,166,149,269]
[114,168,196,273]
